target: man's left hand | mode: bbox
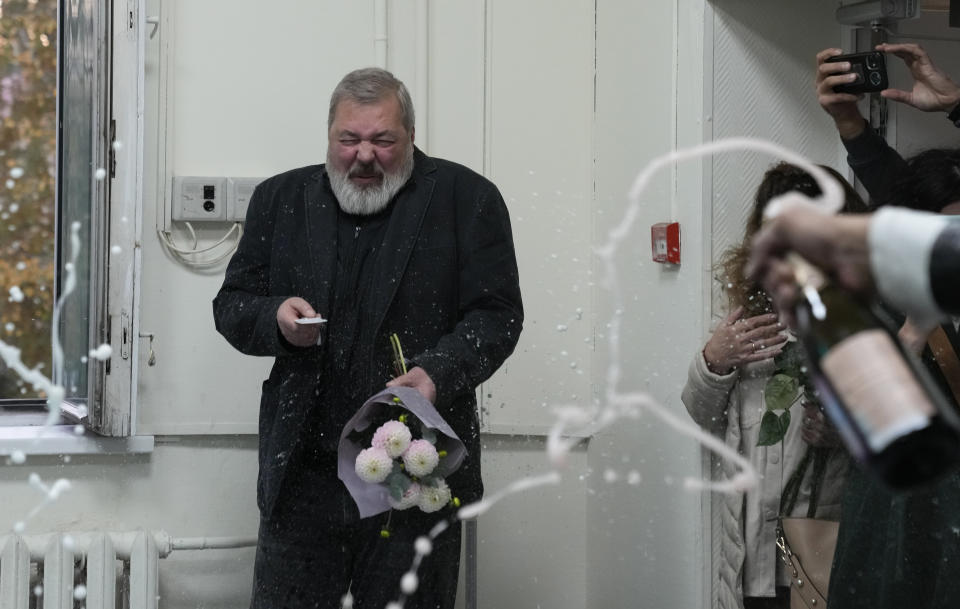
[386,366,437,404]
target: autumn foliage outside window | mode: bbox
[0,0,57,399]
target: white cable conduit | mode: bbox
[415,0,429,151]
[375,0,388,67]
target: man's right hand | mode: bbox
[277,297,323,347]
[816,48,867,140]
[746,206,874,328]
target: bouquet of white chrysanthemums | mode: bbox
[354,414,457,513]
[338,386,467,519]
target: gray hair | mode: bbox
[327,68,415,134]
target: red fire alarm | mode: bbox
[651,222,681,264]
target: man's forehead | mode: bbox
[331,97,403,129]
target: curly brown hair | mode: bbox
[717,162,868,317]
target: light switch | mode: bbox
[227,177,264,222]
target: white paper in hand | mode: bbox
[295,316,328,325]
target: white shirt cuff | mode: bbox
[869,207,949,326]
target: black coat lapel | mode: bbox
[304,171,338,320]
[370,150,436,334]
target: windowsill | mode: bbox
[0,426,154,456]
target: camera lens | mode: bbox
[869,72,882,86]
[866,54,880,70]
[203,200,216,213]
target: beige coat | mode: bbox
[681,350,849,609]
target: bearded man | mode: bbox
[213,68,523,609]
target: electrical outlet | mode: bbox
[226,177,263,222]
[172,176,227,222]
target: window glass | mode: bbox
[0,0,58,401]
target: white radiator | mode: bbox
[0,530,256,609]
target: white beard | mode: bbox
[327,145,414,216]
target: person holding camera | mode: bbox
[813,42,960,609]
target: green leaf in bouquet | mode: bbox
[421,425,437,445]
[779,410,791,436]
[386,470,413,501]
[419,475,441,487]
[764,373,798,412]
[774,340,806,378]
[758,411,780,446]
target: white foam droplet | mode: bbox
[414,536,432,556]
[9,167,24,179]
[8,286,24,302]
[33,584,43,597]
[110,245,121,255]
[13,521,25,533]
[112,140,123,151]
[400,572,418,594]
[11,450,26,464]
[73,584,87,600]
[73,425,84,436]
[89,344,112,360]
[5,322,14,332]
[94,168,107,180]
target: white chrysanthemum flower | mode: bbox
[372,420,412,458]
[355,447,392,484]
[403,439,439,477]
[388,482,421,510]
[418,479,451,513]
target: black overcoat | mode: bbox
[213,148,523,519]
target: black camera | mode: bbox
[826,51,888,95]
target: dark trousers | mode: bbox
[744,587,790,609]
[250,467,462,609]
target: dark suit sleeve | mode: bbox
[412,182,524,405]
[212,182,298,357]
[931,222,960,316]
[841,121,909,209]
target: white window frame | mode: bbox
[0,0,150,455]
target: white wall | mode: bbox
[0,439,259,608]
[587,1,708,607]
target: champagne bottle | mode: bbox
[791,255,960,489]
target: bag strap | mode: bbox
[927,325,960,406]
[779,446,829,519]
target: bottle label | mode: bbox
[821,329,934,452]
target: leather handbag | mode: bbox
[776,447,838,609]
[777,517,838,609]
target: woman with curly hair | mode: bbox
[682,162,865,609]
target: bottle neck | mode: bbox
[789,253,828,320]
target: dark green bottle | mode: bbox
[793,257,960,489]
